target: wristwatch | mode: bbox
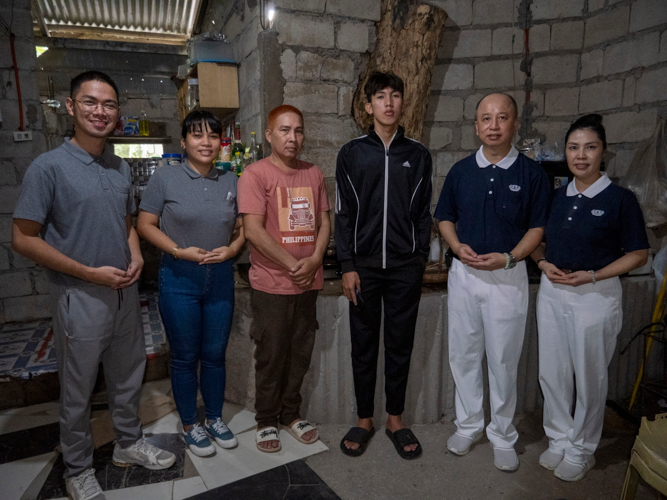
[504,252,517,270]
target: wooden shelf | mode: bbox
[107,137,172,144]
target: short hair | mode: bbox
[364,71,405,102]
[70,71,119,102]
[267,105,304,130]
[565,114,607,150]
[475,93,519,120]
[181,109,222,139]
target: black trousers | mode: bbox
[349,260,425,419]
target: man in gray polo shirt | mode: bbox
[12,71,175,500]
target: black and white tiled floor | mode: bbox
[0,383,338,500]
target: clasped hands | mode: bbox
[456,244,507,271]
[538,261,592,287]
[177,246,234,264]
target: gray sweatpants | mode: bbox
[52,282,146,478]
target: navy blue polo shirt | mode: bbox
[435,146,551,254]
[545,174,649,271]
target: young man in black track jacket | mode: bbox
[335,72,432,460]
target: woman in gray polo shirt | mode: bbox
[137,110,245,457]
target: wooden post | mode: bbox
[352,0,447,141]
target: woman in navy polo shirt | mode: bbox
[137,110,245,457]
[531,114,649,481]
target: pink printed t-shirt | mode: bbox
[237,157,331,295]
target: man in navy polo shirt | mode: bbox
[435,93,550,472]
[12,71,175,500]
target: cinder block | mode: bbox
[33,268,51,295]
[605,109,658,143]
[550,21,584,50]
[0,216,11,243]
[529,24,551,53]
[464,93,485,120]
[603,32,659,75]
[630,0,667,33]
[274,0,326,12]
[432,64,473,91]
[299,147,339,178]
[239,49,260,90]
[235,20,261,60]
[338,86,355,116]
[623,76,636,107]
[579,80,623,113]
[0,185,21,215]
[588,0,605,12]
[492,27,523,56]
[321,56,355,83]
[606,148,636,178]
[425,127,453,150]
[337,22,369,53]
[284,82,338,114]
[432,176,445,207]
[460,125,480,150]
[440,29,492,59]
[531,0,584,20]
[474,59,525,88]
[224,12,244,41]
[580,49,604,80]
[0,271,32,299]
[10,248,35,269]
[3,294,52,322]
[281,48,297,81]
[237,85,261,120]
[428,0,472,27]
[545,87,580,116]
[661,31,667,63]
[0,160,17,186]
[160,98,179,120]
[584,6,629,47]
[436,151,470,176]
[472,0,517,25]
[297,51,324,80]
[325,0,381,21]
[276,13,335,48]
[533,120,571,146]
[0,247,8,271]
[532,54,579,84]
[425,95,464,122]
[304,115,360,148]
[635,67,667,104]
[515,89,545,118]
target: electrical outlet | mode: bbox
[13,131,32,142]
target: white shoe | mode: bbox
[539,449,564,470]
[182,422,216,457]
[65,468,105,500]
[554,456,595,481]
[112,437,176,470]
[493,447,519,472]
[446,432,482,456]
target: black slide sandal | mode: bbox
[385,428,422,460]
[340,427,375,457]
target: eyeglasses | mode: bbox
[73,99,119,113]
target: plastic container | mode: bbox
[220,137,232,162]
[121,116,139,136]
[162,153,182,166]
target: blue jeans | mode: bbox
[158,254,234,425]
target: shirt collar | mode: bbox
[475,145,519,170]
[566,173,612,198]
[181,160,219,179]
[62,137,115,166]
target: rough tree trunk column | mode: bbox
[352,0,447,141]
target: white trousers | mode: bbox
[537,274,622,464]
[447,258,529,449]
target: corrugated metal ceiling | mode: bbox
[33,0,204,42]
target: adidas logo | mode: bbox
[402,161,411,168]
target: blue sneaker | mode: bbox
[183,422,216,457]
[205,417,238,449]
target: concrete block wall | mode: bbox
[0,0,48,324]
[428,0,667,212]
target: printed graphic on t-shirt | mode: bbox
[277,186,316,246]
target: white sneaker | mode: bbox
[554,456,595,481]
[182,422,216,457]
[539,449,564,470]
[493,447,519,472]
[65,468,105,500]
[447,432,482,456]
[112,438,176,470]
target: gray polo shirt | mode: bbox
[13,138,135,286]
[139,162,238,251]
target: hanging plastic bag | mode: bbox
[621,120,667,228]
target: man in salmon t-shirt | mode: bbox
[238,105,331,453]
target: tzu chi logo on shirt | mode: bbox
[509,185,521,192]
[277,186,316,246]
[591,209,605,216]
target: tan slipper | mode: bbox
[281,420,319,444]
[256,426,281,453]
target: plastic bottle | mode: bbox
[249,132,258,163]
[232,122,244,158]
[186,79,199,111]
[234,151,242,176]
